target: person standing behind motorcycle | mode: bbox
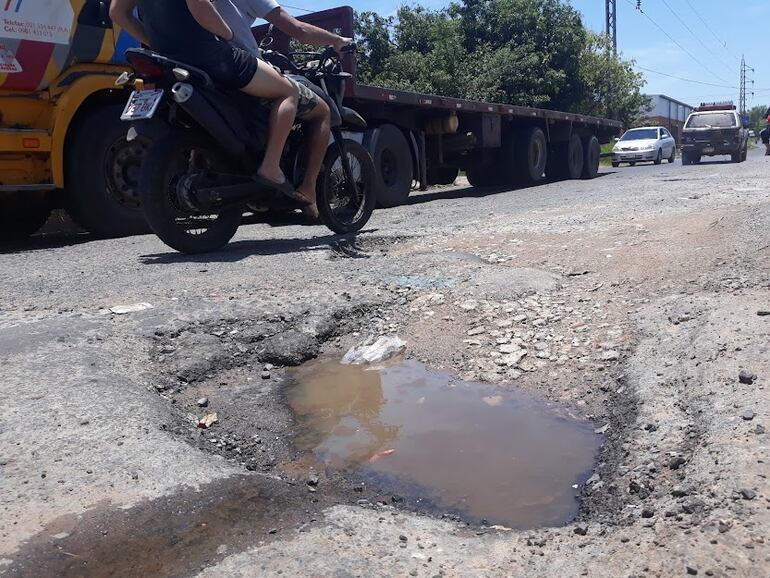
[213,0,352,217]
[110,0,308,203]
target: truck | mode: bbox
[0,0,146,242]
[681,102,749,165]
[0,3,621,242]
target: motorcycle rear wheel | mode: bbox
[317,139,376,234]
[139,131,242,254]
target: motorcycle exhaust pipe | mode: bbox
[194,182,256,211]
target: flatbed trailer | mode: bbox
[256,6,623,207]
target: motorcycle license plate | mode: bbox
[121,89,164,121]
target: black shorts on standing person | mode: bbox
[136,0,257,89]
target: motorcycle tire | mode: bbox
[317,139,376,234]
[139,131,242,254]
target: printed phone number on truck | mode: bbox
[3,20,68,40]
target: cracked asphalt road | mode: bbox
[1,150,769,577]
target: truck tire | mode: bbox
[547,134,583,180]
[65,104,149,238]
[506,127,547,185]
[731,151,740,163]
[741,144,748,162]
[363,124,413,208]
[0,192,52,243]
[427,165,459,186]
[581,135,601,179]
[466,163,503,187]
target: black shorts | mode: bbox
[202,43,259,90]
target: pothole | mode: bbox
[286,358,602,529]
[327,234,417,260]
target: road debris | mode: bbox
[109,302,154,315]
[368,449,395,463]
[197,413,219,429]
[738,370,757,385]
[342,336,406,365]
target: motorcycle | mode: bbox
[117,39,375,254]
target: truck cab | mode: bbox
[0,0,143,241]
[681,103,749,165]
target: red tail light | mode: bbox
[125,52,164,80]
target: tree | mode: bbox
[353,0,648,125]
[748,104,769,132]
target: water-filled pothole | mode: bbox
[288,359,602,528]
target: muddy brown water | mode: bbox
[288,359,602,529]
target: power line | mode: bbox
[683,0,740,63]
[622,0,732,86]
[658,0,733,73]
[634,65,737,89]
[282,3,313,13]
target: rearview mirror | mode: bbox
[614,137,620,142]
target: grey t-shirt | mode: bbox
[214,0,279,58]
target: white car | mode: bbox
[612,126,677,167]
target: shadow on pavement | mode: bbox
[139,229,379,264]
[0,231,93,255]
[406,172,612,206]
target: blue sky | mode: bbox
[281,0,770,109]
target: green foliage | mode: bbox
[747,104,769,131]
[354,0,648,125]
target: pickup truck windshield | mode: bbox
[620,129,658,141]
[686,113,736,128]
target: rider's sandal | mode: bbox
[254,174,312,205]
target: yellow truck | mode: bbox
[0,0,144,241]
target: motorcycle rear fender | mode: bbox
[127,117,171,142]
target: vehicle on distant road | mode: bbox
[611,126,677,167]
[681,103,749,165]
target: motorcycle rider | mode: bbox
[213,0,353,217]
[109,0,335,206]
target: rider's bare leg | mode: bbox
[239,61,299,185]
[297,98,331,208]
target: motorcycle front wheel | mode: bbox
[139,131,242,254]
[317,139,376,234]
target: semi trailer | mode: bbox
[0,2,621,242]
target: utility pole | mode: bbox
[605,0,617,56]
[605,0,618,120]
[739,56,754,115]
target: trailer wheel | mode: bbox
[363,124,413,208]
[547,134,583,180]
[502,127,547,185]
[581,135,601,179]
[466,163,503,187]
[65,104,149,238]
[427,165,459,186]
[0,192,52,243]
